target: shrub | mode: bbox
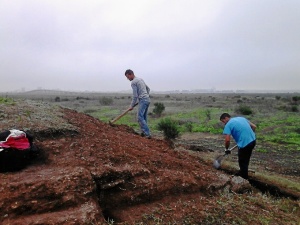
[54,96,60,102]
[153,102,165,117]
[99,97,113,106]
[235,105,253,115]
[84,109,97,114]
[0,97,14,104]
[291,105,299,112]
[184,122,193,132]
[157,118,180,139]
[76,96,90,100]
[278,104,299,112]
[205,109,211,121]
[292,96,300,102]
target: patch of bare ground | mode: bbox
[0,100,299,224]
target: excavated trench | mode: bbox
[220,166,300,199]
[91,166,299,223]
[33,128,78,141]
[248,179,300,200]
[182,143,300,200]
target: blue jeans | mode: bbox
[137,98,151,136]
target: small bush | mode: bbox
[278,104,299,112]
[185,122,193,132]
[76,96,90,100]
[295,128,300,134]
[157,118,180,139]
[153,102,165,117]
[84,109,97,114]
[235,105,253,115]
[99,97,113,106]
[205,109,211,121]
[291,105,299,112]
[0,97,14,104]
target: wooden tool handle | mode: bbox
[110,108,131,124]
[110,103,138,124]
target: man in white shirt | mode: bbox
[125,69,151,138]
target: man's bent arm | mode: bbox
[224,134,231,149]
[249,121,256,131]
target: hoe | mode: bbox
[213,145,237,169]
[109,103,138,126]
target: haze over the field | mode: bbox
[1,0,300,93]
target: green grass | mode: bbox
[255,148,268,153]
[117,114,140,129]
[255,112,300,150]
[88,107,120,122]
[88,102,300,151]
[0,97,15,105]
[160,107,223,134]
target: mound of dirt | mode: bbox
[0,100,299,224]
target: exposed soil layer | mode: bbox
[0,100,299,224]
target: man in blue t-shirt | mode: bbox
[220,113,257,179]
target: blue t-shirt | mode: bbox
[223,117,256,148]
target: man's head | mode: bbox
[125,69,135,81]
[220,113,231,124]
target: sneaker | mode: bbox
[145,135,152,139]
[141,132,146,137]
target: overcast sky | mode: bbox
[1,0,300,92]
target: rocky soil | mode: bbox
[0,100,299,224]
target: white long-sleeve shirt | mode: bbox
[130,77,150,107]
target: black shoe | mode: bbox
[234,171,242,177]
[141,132,145,137]
[235,171,248,179]
[146,135,152,139]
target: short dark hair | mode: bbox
[220,113,231,120]
[125,69,134,76]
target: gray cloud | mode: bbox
[1,0,299,92]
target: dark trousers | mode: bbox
[238,140,256,179]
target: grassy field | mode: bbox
[4,91,300,152]
[55,92,300,152]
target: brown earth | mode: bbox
[0,100,299,224]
